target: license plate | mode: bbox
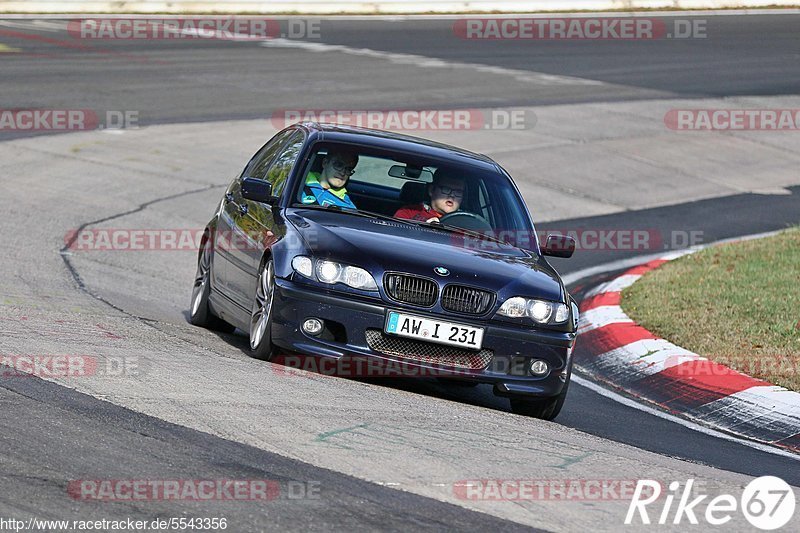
[384,311,484,350]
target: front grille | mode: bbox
[441,285,494,315]
[384,273,438,307]
[365,329,493,370]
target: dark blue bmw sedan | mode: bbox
[190,122,578,419]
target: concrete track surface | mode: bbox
[1,13,799,531]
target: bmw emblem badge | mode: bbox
[434,266,450,276]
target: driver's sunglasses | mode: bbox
[435,185,464,199]
[330,160,357,176]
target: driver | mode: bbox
[301,149,359,209]
[394,169,464,222]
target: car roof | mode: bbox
[296,122,502,173]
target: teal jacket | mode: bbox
[300,172,357,209]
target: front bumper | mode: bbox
[270,277,576,398]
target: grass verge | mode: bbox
[622,227,800,391]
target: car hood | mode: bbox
[287,209,564,301]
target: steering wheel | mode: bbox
[439,212,493,232]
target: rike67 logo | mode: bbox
[626,476,796,529]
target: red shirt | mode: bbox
[394,203,442,222]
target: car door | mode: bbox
[208,174,241,299]
[215,129,297,311]
[226,129,306,310]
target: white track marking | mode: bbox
[692,386,800,441]
[594,338,702,377]
[583,273,642,298]
[260,38,605,86]
[0,20,68,32]
[572,375,800,461]
[577,305,632,333]
[659,248,698,261]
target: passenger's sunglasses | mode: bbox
[329,160,357,176]
[435,185,464,199]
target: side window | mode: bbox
[265,131,305,197]
[244,130,295,180]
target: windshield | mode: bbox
[291,142,537,250]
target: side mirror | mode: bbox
[241,177,276,204]
[542,234,575,258]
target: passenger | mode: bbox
[301,149,358,209]
[394,169,464,223]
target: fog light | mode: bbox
[302,318,324,336]
[529,359,549,376]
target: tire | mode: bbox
[509,371,571,421]
[248,259,277,361]
[189,236,236,333]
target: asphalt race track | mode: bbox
[1,12,799,531]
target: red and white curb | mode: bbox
[575,250,800,454]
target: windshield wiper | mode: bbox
[418,220,510,246]
[354,209,420,225]
[295,204,418,225]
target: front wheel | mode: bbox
[509,373,571,420]
[248,259,276,361]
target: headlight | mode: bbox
[498,297,569,324]
[291,256,378,291]
[317,261,378,290]
[317,260,341,283]
[528,300,552,323]
[342,265,376,290]
[498,297,527,318]
[291,256,313,278]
